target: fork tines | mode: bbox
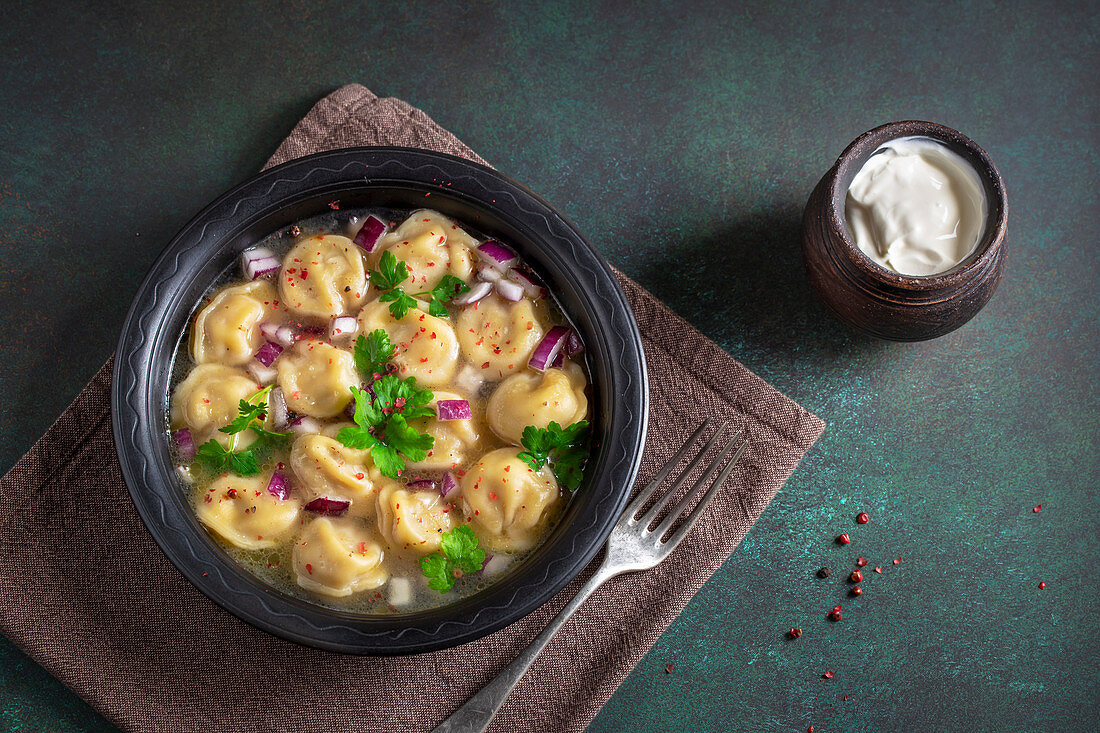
[627,418,748,545]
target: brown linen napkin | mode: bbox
[0,84,824,733]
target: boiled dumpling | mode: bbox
[357,301,459,387]
[191,280,279,366]
[456,294,546,380]
[405,391,481,471]
[376,484,455,555]
[276,341,358,418]
[279,234,368,319]
[170,364,260,447]
[194,473,301,550]
[487,362,588,444]
[293,517,388,597]
[289,434,378,514]
[370,209,476,291]
[459,448,560,552]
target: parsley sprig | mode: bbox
[368,250,470,319]
[353,328,395,379]
[193,386,292,476]
[337,375,437,479]
[420,525,486,592]
[517,420,591,491]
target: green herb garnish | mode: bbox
[353,328,395,379]
[194,386,292,476]
[368,251,470,320]
[517,420,591,491]
[419,525,486,592]
[421,274,471,318]
[336,375,436,479]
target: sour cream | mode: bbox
[845,136,986,276]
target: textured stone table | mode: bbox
[1,2,1096,731]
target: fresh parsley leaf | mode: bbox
[228,448,260,476]
[194,439,235,474]
[426,297,449,319]
[368,250,409,291]
[383,414,434,463]
[218,385,274,435]
[379,288,419,320]
[518,420,591,491]
[419,553,453,592]
[420,525,486,592]
[373,375,436,421]
[418,274,470,318]
[440,525,485,574]
[337,378,436,479]
[194,386,290,478]
[353,329,395,379]
[369,442,406,481]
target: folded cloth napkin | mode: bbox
[0,84,824,732]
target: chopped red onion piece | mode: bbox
[478,553,494,572]
[173,428,196,463]
[528,326,571,371]
[405,478,437,492]
[494,278,524,302]
[304,496,350,516]
[506,269,545,299]
[440,471,458,498]
[476,240,519,272]
[247,361,277,385]
[549,352,565,369]
[267,472,291,501]
[454,280,493,306]
[328,316,358,341]
[289,416,322,435]
[241,247,280,279]
[254,341,283,367]
[353,215,387,253]
[564,329,584,355]
[437,399,472,421]
[454,365,485,395]
[270,388,289,428]
[259,323,296,348]
[476,264,503,283]
[483,554,512,577]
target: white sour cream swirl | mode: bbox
[845,136,986,276]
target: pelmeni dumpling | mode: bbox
[190,280,279,366]
[376,484,455,555]
[277,341,358,418]
[171,364,260,447]
[357,301,459,387]
[405,391,481,471]
[456,294,547,380]
[289,434,377,514]
[487,363,588,444]
[279,234,368,319]
[460,448,560,552]
[370,210,476,290]
[293,517,388,597]
[194,473,301,550]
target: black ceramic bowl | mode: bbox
[112,147,648,655]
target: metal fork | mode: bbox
[431,419,748,733]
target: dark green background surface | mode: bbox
[1,1,1097,731]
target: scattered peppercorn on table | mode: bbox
[1,2,1096,731]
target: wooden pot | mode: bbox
[801,120,1008,341]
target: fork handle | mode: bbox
[430,562,620,733]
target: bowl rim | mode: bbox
[825,120,1008,290]
[111,146,649,655]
